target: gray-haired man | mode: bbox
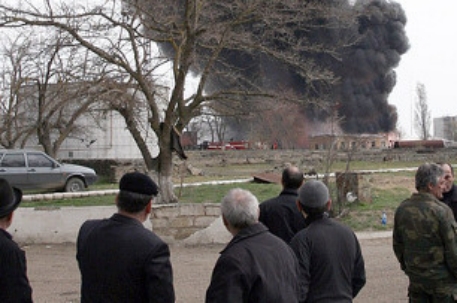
[206,188,300,303]
[394,163,457,302]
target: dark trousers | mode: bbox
[409,291,456,303]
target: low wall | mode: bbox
[11,203,221,244]
[151,203,221,242]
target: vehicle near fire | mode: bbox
[201,140,250,150]
[392,139,447,149]
[0,149,97,192]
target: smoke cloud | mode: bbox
[147,0,409,135]
[336,0,409,133]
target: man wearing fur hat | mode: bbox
[290,180,366,303]
[76,172,175,303]
[0,178,33,303]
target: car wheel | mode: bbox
[65,178,85,192]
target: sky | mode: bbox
[4,0,455,140]
[389,0,457,138]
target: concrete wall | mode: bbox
[151,203,222,242]
[10,203,222,245]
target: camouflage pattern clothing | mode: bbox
[393,192,457,301]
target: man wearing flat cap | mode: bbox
[0,178,33,303]
[290,180,366,303]
[76,172,175,303]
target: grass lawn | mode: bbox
[19,163,420,232]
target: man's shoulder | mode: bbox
[79,218,107,232]
[260,191,297,207]
[0,230,20,252]
[296,218,354,238]
[225,228,293,257]
[260,196,279,207]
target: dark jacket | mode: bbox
[206,223,300,303]
[442,184,457,220]
[290,216,366,303]
[76,214,175,303]
[0,229,33,303]
[259,188,307,243]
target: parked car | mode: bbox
[0,149,97,192]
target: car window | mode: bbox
[27,153,54,168]
[1,153,26,167]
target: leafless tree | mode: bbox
[0,28,106,157]
[247,100,308,149]
[0,0,356,203]
[414,82,431,140]
[0,34,35,148]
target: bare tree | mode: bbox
[0,0,356,203]
[414,82,431,140]
[247,100,308,149]
[0,34,35,148]
[0,28,106,157]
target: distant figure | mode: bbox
[393,163,457,302]
[77,172,175,303]
[259,166,306,243]
[437,162,457,220]
[0,178,33,303]
[290,180,366,302]
[206,188,299,303]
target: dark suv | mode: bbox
[0,149,97,192]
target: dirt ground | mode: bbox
[24,236,409,303]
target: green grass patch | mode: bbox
[21,195,115,208]
[176,182,281,204]
[338,187,411,231]
[19,165,421,233]
[21,181,282,208]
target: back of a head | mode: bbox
[282,166,304,189]
[117,172,158,213]
[0,178,23,220]
[297,180,329,214]
[415,163,443,192]
[221,188,259,229]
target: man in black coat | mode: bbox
[259,166,306,243]
[0,178,33,303]
[206,188,300,303]
[77,172,175,303]
[290,180,366,303]
[438,162,457,220]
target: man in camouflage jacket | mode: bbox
[393,163,457,302]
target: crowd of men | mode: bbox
[1,161,457,302]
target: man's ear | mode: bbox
[145,200,152,214]
[326,199,332,211]
[7,212,13,223]
[296,200,303,212]
[222,215,228,227]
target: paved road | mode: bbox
[24,235,408,303]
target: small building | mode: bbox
[434,116,457,142]
[308,133,392,151]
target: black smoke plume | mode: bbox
[337,0,409,133]
[140,0,409,135]
[285,0,409,134]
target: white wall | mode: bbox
[57,110,159,160]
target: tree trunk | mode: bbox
[156,148,178,204]
[145,124,178,204]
